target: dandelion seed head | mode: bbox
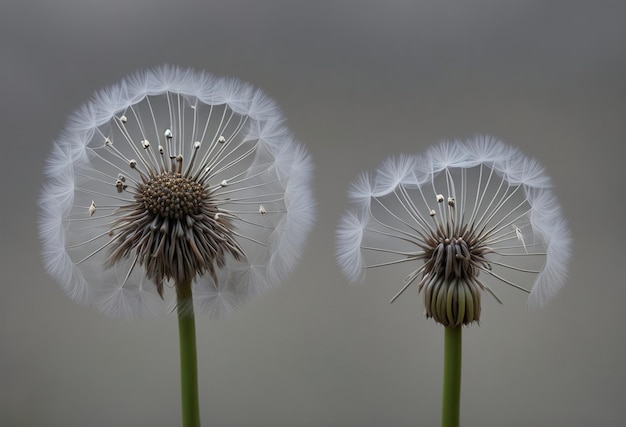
[40,65,314,319]
[336,136,570,326]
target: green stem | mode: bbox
[441,325,462,427]
[177,281,201,427]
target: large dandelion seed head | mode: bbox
[336,136,571,326]
[40,65,315,319]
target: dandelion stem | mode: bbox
[177,280,201,427]
[442,325,462,427]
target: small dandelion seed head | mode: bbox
[40,65,315,319]
[336,136,571,326]
[418,221,488,326]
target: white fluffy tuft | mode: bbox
[192,267,252,319]
[461,135,514,166]
[95,283,163,319]
[266,144,316,287]
[347,172,374,208]
[335,210,367,283]
[525,188,572,308]
[501,155,552,188]
[372,154,416,197]
[527,217,572,309]
[426,139,475,171]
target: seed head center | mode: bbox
[425,227,480,281]
[141,172,205,219]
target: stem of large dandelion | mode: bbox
[177,280,201,427]
[441,325,462,427]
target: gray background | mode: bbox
[1,1,624,426]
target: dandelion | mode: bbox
[336,136,571,427]
[39,65,315,427]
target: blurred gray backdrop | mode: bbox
[1,1,625,426]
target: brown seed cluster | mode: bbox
[107,171,245,298]
[141,172,205,219]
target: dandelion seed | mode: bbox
[514,224,528,254]
[336,136,571,327]
[40,65,315,319]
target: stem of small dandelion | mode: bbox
[441,325,462,427]
[176,280,201,427]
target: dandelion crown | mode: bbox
[336,137,571,326]
[40,65,315,318]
